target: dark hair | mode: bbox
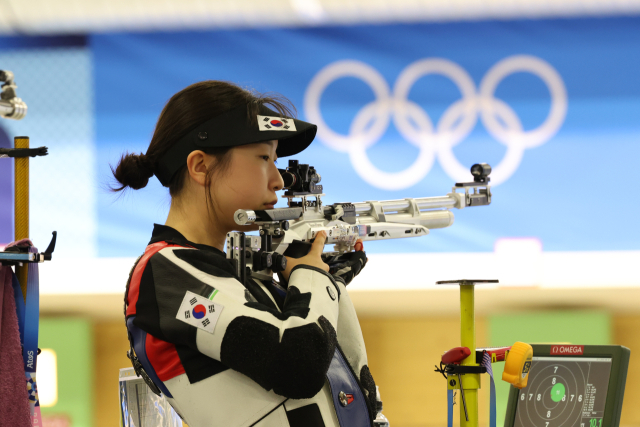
[111,80,295,199]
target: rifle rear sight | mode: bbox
[279,159,322,205]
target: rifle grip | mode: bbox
[283,240,313,259]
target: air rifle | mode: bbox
[227,160,491,283]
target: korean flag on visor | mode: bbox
[258,115,297,131]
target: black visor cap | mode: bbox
[155,104,317,187]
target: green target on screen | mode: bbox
[550,382,566,403]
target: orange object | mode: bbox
[502,342,533,389]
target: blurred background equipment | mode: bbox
[0,70,27,120]
[1,1,640,426]
[0,133,53,425]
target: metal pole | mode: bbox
[14,135,29,301]
[460,282,479,427]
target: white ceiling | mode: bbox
[1,0,639,35]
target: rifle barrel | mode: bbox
[352,195,457,214]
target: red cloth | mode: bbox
[0,266,31,427]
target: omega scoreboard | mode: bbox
[504,345,630,427]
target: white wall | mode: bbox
[1,0,640,35]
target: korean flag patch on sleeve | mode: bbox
[176,290,224,334]
[258,115,297,131]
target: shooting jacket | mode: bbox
[124,224,377,427]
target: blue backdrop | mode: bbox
[2,17,640,257]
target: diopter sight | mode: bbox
[279,159,322,197]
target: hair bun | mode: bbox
[134,154,155,176]
[112,152,155,190]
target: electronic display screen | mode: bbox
[513,357,612,427]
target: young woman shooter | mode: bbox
[115,81,375,427]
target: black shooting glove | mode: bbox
[322,251,368,286]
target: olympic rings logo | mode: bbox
[304,55,567,190]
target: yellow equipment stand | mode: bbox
[459,282,479,427]
[438,280,493,427]
[438,279,532,427]
[14,135,30,301]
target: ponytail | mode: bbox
[111,152,155,191]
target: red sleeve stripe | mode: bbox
[145,333,187,381]
[126,241,185,317]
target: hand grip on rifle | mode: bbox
[281,231,329,281]
[282,236,367,286]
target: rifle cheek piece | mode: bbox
[235,210,256,226]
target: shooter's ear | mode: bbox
[186,150,214,187]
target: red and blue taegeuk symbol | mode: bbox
[192,304,206,319]
[270,119,283,127]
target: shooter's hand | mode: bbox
[322,239,368,286]
[281,231,330,281]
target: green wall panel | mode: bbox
[39,318,94,427]
[488,311,611,427]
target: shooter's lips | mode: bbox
[264,200,278,210]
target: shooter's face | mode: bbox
[208,140,284,232]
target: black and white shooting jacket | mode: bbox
[124,224,377,427]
